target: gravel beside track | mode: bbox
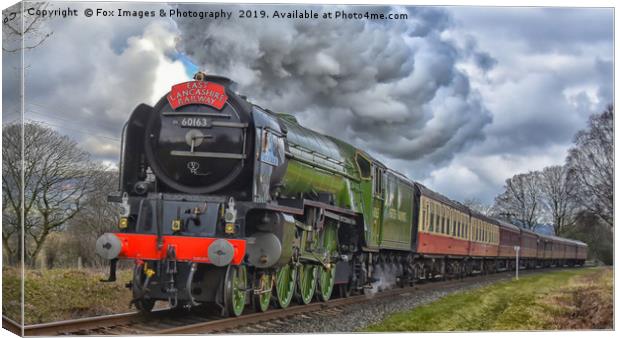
[226,270,533,334]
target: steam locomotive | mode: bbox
[95,72,587,317]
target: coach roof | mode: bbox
[495,219,520,232]
[414,183,470,214]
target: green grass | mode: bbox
[364,267,612,332]
[2,267,133,324]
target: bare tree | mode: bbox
[564,210,612,265]
[493,171,543,230]
[2,2,53,52]
[539,165,577,235]
[2,123,22,265]
[462,197,494,216]
[65,170,120,267]
[566,105,614,228]
[2,122,101,266]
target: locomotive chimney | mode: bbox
[193,71,208,81]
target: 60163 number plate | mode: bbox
[177,117,212,128]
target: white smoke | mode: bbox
[365,262,403,297]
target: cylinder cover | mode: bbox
[246,232,283,268]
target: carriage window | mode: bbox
[464,218,467,237]
[428,204,432,231]
[355,153,371,180]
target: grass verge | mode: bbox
[364,267,612,332]
[3,267,133,324]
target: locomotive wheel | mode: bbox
[297,263,318,304]
[317,222,337,302]
[317,263,336,302]
[131,265,155,313]
[254,273,272,312]
[275,263,297,309]
[224,265,247,317]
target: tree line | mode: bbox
[467,105,613,264]
[2,122,119,268]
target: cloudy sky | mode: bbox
[2,2,613,204]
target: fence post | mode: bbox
[514,246,520,280]
[39,248,47,270]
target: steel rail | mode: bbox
[3,308,171,336]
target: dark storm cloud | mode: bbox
[174,4,492,166]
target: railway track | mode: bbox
[3,267,581,336]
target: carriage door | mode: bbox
[372,165,385,246]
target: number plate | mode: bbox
[176,117,212,128]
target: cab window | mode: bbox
[355,153,371,179]
[373,167,384,195]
